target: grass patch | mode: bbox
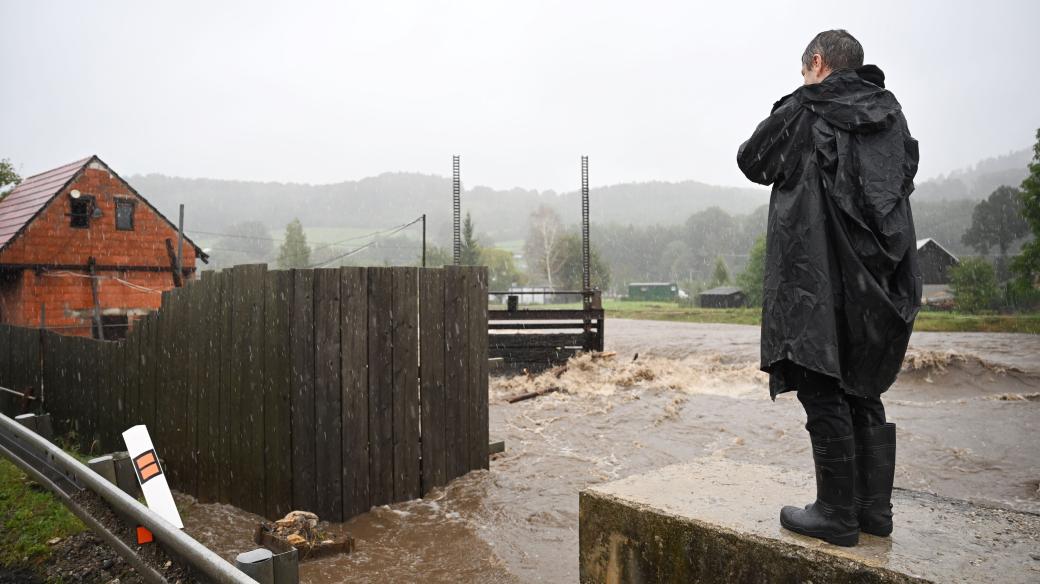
[0,458,84,567]
[497,299,1040,333]
[913,311,1040,334]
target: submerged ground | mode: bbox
[177,319,1040,583]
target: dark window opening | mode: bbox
[69,195,95,228]
[94,314,129,341]
[115,198,136,231]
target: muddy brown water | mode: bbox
[177,319,1040,583]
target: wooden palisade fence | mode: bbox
[0,264,489,522]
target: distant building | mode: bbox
[699,286,747,308]
[0,156,208,339]
[916,238,959,285]
[627,282,679,301]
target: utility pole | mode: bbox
[452,155,461,265]
[175,204,185,281]
[421,213,427,268]
[88,256,105,341]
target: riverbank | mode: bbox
[526,300,1040,334]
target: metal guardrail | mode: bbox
[0,412,254,584]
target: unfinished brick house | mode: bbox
[0,156,207,339]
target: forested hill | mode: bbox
[127,146,1033,255]
[127,172,766,242]
[912,148,1031,202]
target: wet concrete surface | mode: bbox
[581,459,1040,583]
[178,319,1040,583]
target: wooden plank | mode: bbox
[217,271,234,503]
[367,267,394,506]
[488,322,599,330]
[488,333,589,349]
[183,283,200,497]
[488,309,605,321]
[264,269,293,518]
[93,338,111,451]
[227,269,246,509]
[124,322,139,430]
[239,264,267,516]
[290,269,316,513]
[140,313,158,435]
[340,267,369,519]
[470,267,490,470]
[165,288,187,489]
[392,267,420,502]
[314,268,343,520]
[443,266,468,480]
[419,268,446,492]
[196,274,220,503]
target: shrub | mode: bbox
[949,258,998,313]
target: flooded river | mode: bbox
[178,319,1040,583]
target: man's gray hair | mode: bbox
[801,29,864,70]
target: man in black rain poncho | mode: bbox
[737,30,921,547]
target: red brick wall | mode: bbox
[0,163,197,336]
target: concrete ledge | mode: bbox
[579,460,1040,584]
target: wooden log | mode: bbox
[340,267,370,519]
[507,386,561,404]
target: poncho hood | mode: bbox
[798,68,901,134]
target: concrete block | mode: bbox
[579,459,1040,584]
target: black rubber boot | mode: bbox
[780,433,859,547]
[855,422,896,536]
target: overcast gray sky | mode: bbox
[2,0,1038,192]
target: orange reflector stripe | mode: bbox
[139,464,160,481]
[135,452,155,469]
[137,526,154,544]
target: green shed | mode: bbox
[627,282,679,301]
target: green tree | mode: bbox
[480,248,526,290]
[524,205,565,287]
[460,212,482,265]
[214,221,274,265]
[709,257,730,287]
[556,232,611,291]
[737,236,767,307]
[949,258,998,313]
[1012,128,1040,288]
[422,244,453,267]
[0,158,21,198]
[961,185,1028,257]
[277,218,311,268]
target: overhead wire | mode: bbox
[309,216,424,268]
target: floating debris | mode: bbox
[254,510,355,561]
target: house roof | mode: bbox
[0,155,207,262]
[916,238,958,262]
[0,157,90,249]
[700,286,744,296]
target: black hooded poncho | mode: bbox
[737,67,922,399]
